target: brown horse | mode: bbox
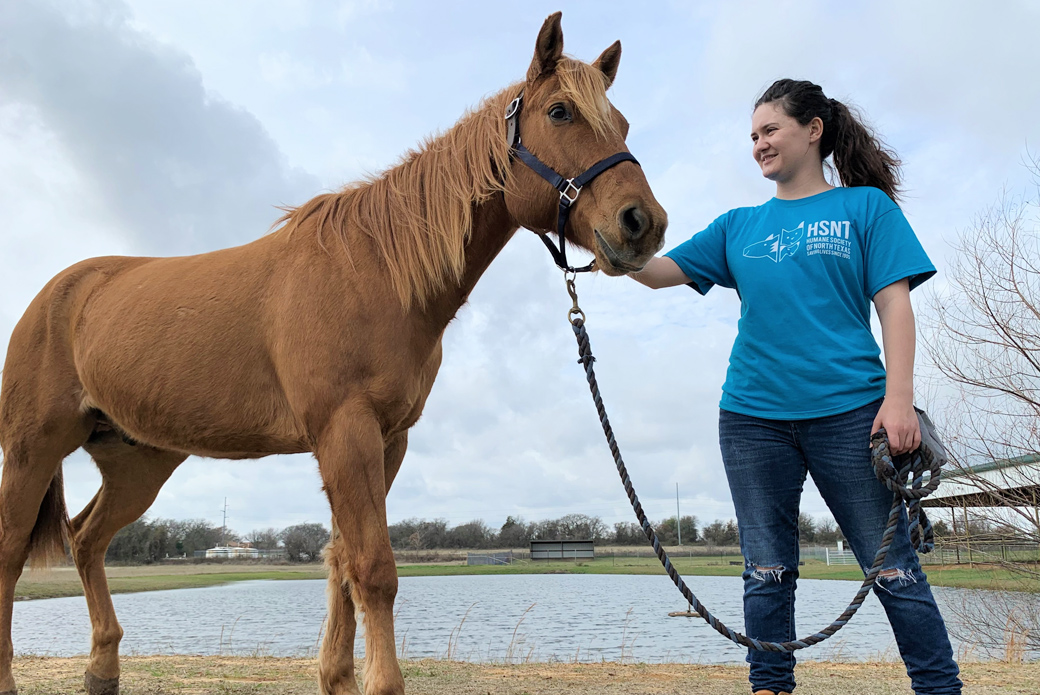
[0,12,666,695]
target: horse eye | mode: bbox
[548,104,571,123]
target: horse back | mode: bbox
[3,238,444,459]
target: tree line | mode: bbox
[105,511,856,563]
[387,512,851,550]
[105,518,330,564]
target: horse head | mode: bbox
[503,12,668,276]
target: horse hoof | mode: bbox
[85,672,119,695]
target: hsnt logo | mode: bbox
[807,220,850,239]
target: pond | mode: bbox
[12,574,983,663]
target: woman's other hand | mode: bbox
[871,397,921,455]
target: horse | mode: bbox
[0,12,666,695]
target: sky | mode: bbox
[1,0,1038,537]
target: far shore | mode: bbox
[14,552,1037,600]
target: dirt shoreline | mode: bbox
[10,657,1039,694]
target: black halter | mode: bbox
[505,92,640,273]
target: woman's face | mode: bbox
[750,101,822,183]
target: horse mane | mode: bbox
[273,57,616,309]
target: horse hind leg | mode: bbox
[70,432,185,695]
[0,397,94,695]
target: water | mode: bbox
[12,574,972,663]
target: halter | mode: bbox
[505,91,640,273]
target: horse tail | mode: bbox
[28,468,71,569]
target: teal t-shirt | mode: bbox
[665,186,935,419]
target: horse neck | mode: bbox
[420,194,518,332]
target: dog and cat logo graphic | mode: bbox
[743,222,803,262]
[743,220,852,262]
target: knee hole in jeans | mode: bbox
[748,562,787,582]
[876,567,917,594]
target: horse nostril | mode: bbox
[620,205,649,240]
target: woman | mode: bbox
[632,79,962,695]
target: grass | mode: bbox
[14,564,327,601]
[14,555,1036,601]
[398,555,1036,592]
[9,656,1040,694]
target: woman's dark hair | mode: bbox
[755,79,902,202]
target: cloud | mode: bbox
[0,0,319,256]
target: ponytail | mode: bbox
[756,79,903,202]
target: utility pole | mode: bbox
[676,483,682,547]
[221,497,228,548]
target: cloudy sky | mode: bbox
[1,0,1038,537]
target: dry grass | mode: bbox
[9,657,1040,694]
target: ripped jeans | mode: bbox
[719,400,962,695]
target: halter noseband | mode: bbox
[505,91,640,273]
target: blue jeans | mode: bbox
[719,400,962,695]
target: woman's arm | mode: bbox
[630,256,692,289]
[871,278,921,454]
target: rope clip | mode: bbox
[565,272,585,323]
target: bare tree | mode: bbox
[655,515,699,545]
[921,161,1040,657]
[922,176,1040,552]
[701,519,739,546]
[245,528,281,551]
[498,516,531,547]
[280,523,330,562]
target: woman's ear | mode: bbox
[809,116,824,143]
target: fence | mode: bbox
[927,540,1040,566]
[803,542,1040,567]
[467,551,514,566]
[398,542,1039,567]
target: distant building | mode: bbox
[204,546,260,559]
[922,455,1040,509]
[530,539,594,560]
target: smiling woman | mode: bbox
[630,79,961,695]
[0,12,665,695]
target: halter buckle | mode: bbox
[504,96,522,120]
[560,179,581,206]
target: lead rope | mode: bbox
[564,277,939,651]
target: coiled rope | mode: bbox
[565,279,941,651]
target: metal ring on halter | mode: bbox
[504,96,522,120]
[560,180,581,205]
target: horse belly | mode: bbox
[73,265,306,457]
[79,343,306,457]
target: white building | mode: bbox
[204,546,260,559]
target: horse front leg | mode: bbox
[316,406,404,695]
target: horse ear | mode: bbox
[527,11,564,82]
[593,40,622,88]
